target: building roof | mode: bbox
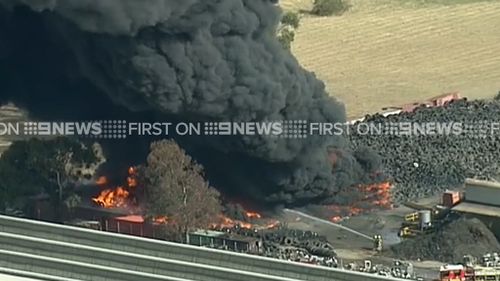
[190,230,261,243]
[440,264,464,271]
[465,179,500,190]
[452,202,500,218]
[190,230,225,237]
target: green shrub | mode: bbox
[312,0,350,16]
[277,12,300,49]
[281,12,300,29]
[278,29,295,50]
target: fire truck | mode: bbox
[438,253,500,281]
[439,264,466,281]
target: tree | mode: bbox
[311,0,350,17]
[278,29,296,50]
[0,137,103,214]
[142,140,222,242]
[278,11,300,49]
[281,12,300,29]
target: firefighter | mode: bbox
[373,235,383,252]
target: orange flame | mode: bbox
[95,176,108,186]
[92,167,138,209]
[211,215,253,230]
[127,177,138,188]
[264,220,280,229]
[154,216,168,224]
[128,167,136,175]
[211,214,280,230]
[331,216,342,223]
[92,187,130,208]
[328,181,392,223]
[245,211,262,219]
[127,167,138,187]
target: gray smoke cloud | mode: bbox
[0,0,379,205]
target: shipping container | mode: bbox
[442,191,462,208]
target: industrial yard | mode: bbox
[1,0,500,280]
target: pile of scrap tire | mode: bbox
[390,218,500,262]
[222,225,337,258]
[349,98,500,203]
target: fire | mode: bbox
[92,166,138,209]
[127,167,138,187]
[361,182,392,209]
[127,176,137,188]
[128,166,136,174]
[211,214,280,230]
[154,216,168,224]
[211,215,253,230]
[328,181,392,223]
[331,216,342,223]
[245,211,262,219]
[92,187,130,208]
[265,220,280,229]
[95,176,108,186]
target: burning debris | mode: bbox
[92,167,138,209]
[211,209,280,231]
[327,181,393,222]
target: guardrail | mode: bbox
[0,215,405,281]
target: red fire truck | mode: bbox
[439,264,466,281]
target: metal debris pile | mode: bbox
[346,260,419,280]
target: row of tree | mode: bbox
[0,138,222,242]
[0,137,102,216]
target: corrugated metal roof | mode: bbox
[452,202,500,218]
[190,230,225,237]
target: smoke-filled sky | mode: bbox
[0,0,379,206]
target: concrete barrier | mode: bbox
[0,268,88,281]
[0,215,405,281]
[0,232,304,281]
[0,250,193,281]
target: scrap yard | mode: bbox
[1,0,500,281]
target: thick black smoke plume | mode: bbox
[0,0,379,206]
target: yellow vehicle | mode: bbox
[398,226,433,238]
[398,226,416,238]
[405,212,419,222]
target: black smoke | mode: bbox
[0,0,379,206]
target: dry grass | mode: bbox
[282,0,500,118]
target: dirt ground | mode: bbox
[278,196,445,280]
[282,0,500,118]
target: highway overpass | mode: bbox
[0,215,407,281]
